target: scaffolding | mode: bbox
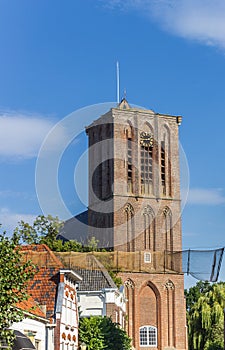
[54,248,224,282]
[22,248,224,282]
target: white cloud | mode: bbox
[102,0,225,50]
[0,111,66,161]
[187,188,225,205]
[0,208,36,233]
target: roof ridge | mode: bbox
[91,255,117,289]
[21,244,65,268]
[41,244,65,268]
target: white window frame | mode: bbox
[140,325,157,347]
[144,252,151,263]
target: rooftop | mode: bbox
[21,244,64,320]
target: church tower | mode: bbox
[86,100,187,350]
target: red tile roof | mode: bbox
[17,296,46,319]
[20,244,64,320]
[21,244,64,268]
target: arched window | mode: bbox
[140,124,154,195]
[163,207,173,252]
[124,203,135,252]
[163,207,174,270]
[161,125,171,196]
[125,279,135,339]
[140,326,157,347]
[161,140,166,194]
[143,206,155,251]
[126,123,133,193]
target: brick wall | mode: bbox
[120,272,187,350]
[86,103,187,350]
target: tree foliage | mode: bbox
[186,281,225,350]
[15,215,64,247]
[79,316,132,350]
[15,215,101,252]
[79,316,105,350]
[16,215,123,290]
[0,231,35,349]
[185,281,211,311]
[108,270,123,288]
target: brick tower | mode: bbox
[86,99,187,350]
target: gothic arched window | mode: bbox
[161,125,171,196]
[124,203,135,252]
[125,279,135,339]
[163,207,173,252]
[126,123,133,193]
[143,206,155,251]
[140,124,154,195]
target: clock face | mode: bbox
[140,131,154,147]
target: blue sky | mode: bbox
[1,0,225,284]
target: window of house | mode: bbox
[140,326,157,347]
[140,145,153,195]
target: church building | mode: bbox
[85,99,187,350]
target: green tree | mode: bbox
[0,231,35,349]
[108,270,123,288]
[102,317,131,350]
[85,236,99,252]
[79,316,131,350]
[15,214,63,246]
[16,215,82,251]
[16,215,100,253]
[187,282,225,350]
[79,316,105,350]
[185,281,211,311]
